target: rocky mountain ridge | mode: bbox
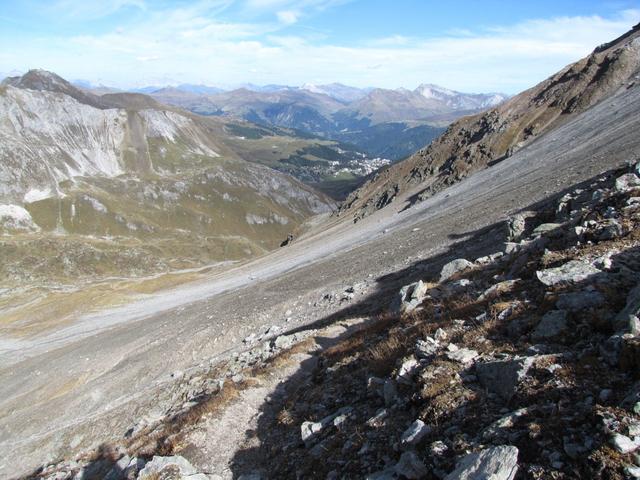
[148,82,507,162]
[337,23,640,222]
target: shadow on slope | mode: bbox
[227,167,640,478]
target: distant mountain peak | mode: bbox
[3,69,71,92]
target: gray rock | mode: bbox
[615,173,640,192]
[507,212,535,242]
[476,357,535,401]
[615,284,640,331]
[556,290,605,311]
[597,219,624,240]
[440,259,474,282]
[532,223,563,237]
[415,337,439,359]
[301,407,353,445]
[397,357,420,384]
[137,455,207,480]
[392,280,428,314]
[395,451,429,479]
[400,420,432,448]
[625,465,640,479]
[478,280,519,301]
[444,445,519,480]
[532,310,568,341]
[536,260,601,286]
[446,345,479,365]
[481,408,529,440]
[611,433,640,454]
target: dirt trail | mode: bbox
[0,83,639,478]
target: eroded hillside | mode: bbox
[338,23,640,222]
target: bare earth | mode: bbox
[1,84,639,478]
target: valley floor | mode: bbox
[1,84,639,479]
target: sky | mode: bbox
[1,0,639,94]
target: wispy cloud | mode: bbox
[2,4,639,93]
[47,0,147,19]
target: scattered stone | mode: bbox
[476,357,535,401]
[615,173,640,192]
[597,219,624,240]
[532,223,562,237]
[446,344,479,365]
[478,280,519,301]
[400,420,432,448]
[482,408,529,440]
[536,261,601,286]
[415,337,439,359]
[397,358,420,384]
[366,409,388,428]
[395,451,429,479]
[392,281,429,314]
[610,433,640,454]
[137,455,207,480]
[444,445,519,480]
[532,310,568,341]
[440,259,474,282]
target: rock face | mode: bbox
[444,446,519,480]
[337,23,640,221]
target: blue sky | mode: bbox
[1,0,639,93]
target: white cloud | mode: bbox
[276,10,299,24]
[3,6,639,93]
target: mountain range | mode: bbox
[0,70,384,290]
[66,79,507,161]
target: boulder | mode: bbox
[444,445,519,480]
[536,261,601,287]
[446,344,479,366]
[532,310,568,341]
[400,420,432,448]
[610,433,640,454]
[137,456,208,480]
[615,173,640,192]
[440,259,474,282]
[476,357,535,401]
[392,280,428,314]
[532,223,563,237]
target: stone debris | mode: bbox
[536,260,601,287]
[440,258,474,282]
[400,419,432,448]
[138,455,208,480]
[476,357,535,401]
[444,446,519,480]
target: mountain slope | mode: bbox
[338,23,640,221]
[150,83,508,161]
[0,71,338,289]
